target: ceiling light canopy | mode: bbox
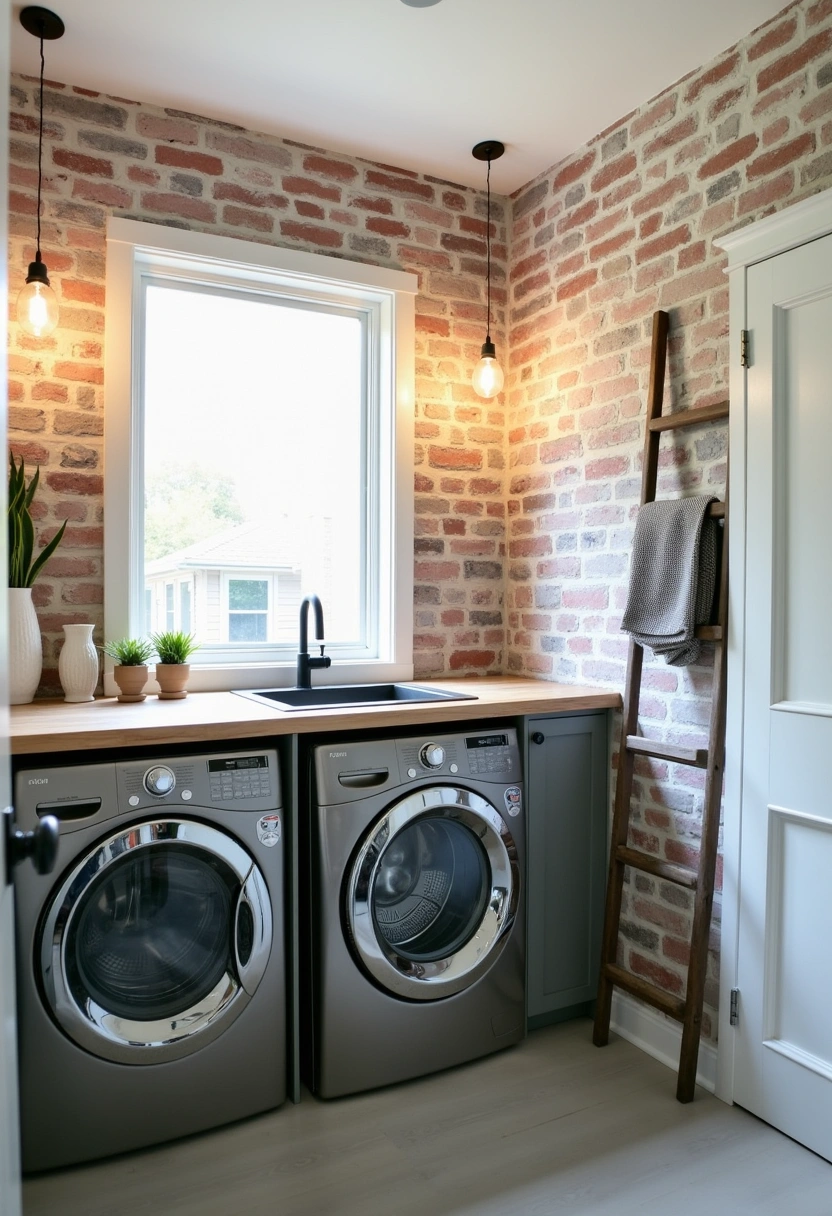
[16,6,65,340]
[471,140,505,400]
[400,0,444,6]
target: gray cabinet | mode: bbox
[523,712,608,1028]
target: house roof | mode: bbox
[146,519,300,578]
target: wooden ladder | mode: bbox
[592,309,729,1103]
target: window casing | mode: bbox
[104,218,416,694]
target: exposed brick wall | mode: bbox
[507,0,832,1041]
[7,77,508,691]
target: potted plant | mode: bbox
[150,630,199,699]
[102,637,155,702]
[8,453,67,704]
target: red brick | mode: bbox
[590,228,635,262]
[303,154,358,182]
[428,447,483,471]
[72,178,132,207]
[53,362,105,384]
[223,205,273,232]
[279,220,343,248]
[643,116,698,160]
[758,28,832,92]
[631,93,677,139]
[509,536,552,558]
[45,472,103,496]
[629,952,684,995]
[697,134,759,180]
[213,182,287,209]
[808,0,832,23]
[61,280,105,307]
[591,152,637,193]
[632,175,688,218]
[449,649,496,670]
[557,198,599,233]
[749,15,799,62]
[552,150,596,191]
[639,213,661,239]
[685,51,741,104]
[737,170,794,216]
[415,561,460,581]
[557,269,598,302]
[707,85,747,123]
[128,166,159,186]
[365,170,434,200]
[155,145,224,175]
[585,456,629,480]
[746,133,815,180]
[140,192,215,222]
[53,148,113,177]
[416,315,450,336]
[636,223,690,264]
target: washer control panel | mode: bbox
[419,742,446,769]
[144,765,175,797]
[395,729,518,782]
[208,755,272,802]
[465,732,515,776]
[116,751,279,812]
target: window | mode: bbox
[104,218,416,693]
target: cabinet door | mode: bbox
[526,712,608,1024]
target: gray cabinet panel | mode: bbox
[524,712,608,1024]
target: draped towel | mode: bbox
[621,496,718,667]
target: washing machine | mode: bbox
[14,748,286,1173]
[308,727,525,1098]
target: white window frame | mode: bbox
[104,217,416,695]
[222,572,275,645]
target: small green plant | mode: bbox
[151,630,199,665]
[8,452,67,588]
[103,637,155,666]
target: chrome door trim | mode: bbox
[346,786,519,1001]
[40,819,272,1064]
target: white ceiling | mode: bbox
[10,0,789,194]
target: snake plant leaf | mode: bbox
[23,464,39,510]
[20,510,34,588]
[27,519,67,587]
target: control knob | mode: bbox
[144,765,175,797]
[419,742,445,769]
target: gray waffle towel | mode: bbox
[621,496,718,666]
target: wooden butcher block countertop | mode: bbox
[9,677,621,756]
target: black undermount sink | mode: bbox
[233,683,478,712]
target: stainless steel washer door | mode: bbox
[346,786,519,1000]
[41,819,272,1064]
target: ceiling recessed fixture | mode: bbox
[400,0,444,7]
[470,140,505,401]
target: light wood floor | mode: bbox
[23,1020,832,1216]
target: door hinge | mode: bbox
[730,987,739,1027]
[740,330,750,368]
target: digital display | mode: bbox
[466,734,508,750]
[208,756,268,772]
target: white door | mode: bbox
[734,229,832,1162]
[0,0,22,1210]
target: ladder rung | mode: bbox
[603,963,686,1021]
[626,735,709,767]
[706,501,725,518]
[648,401,729,433]
[614,844,699,890]
[695,624,723,641]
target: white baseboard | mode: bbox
[610,991,718,1093]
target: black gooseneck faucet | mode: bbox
[296,594,332,689]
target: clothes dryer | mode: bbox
[309,727,525,1098]
[14,748,285,1172]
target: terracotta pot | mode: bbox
[113,664,149,703]
[155,663,190,700]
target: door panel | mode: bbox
[734,231,832,1161]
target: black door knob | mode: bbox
[5,811,59,883]
[531,732,545,745]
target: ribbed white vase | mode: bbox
[8,587,43,705]
[58,624,99,703]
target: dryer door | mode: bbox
[346,786,519,1001]
[40,819,272,1064]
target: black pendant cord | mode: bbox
[36,30,45,259]
[485,155,492,343]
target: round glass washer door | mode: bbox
[346,786,519,1001]
[40,819,272,1064]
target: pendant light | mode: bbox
[16,6,65,340]
[471,140,505,399]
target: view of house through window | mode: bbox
[142,283,365,655]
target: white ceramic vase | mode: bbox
[8,587,43,705]
[58,623,99,703]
